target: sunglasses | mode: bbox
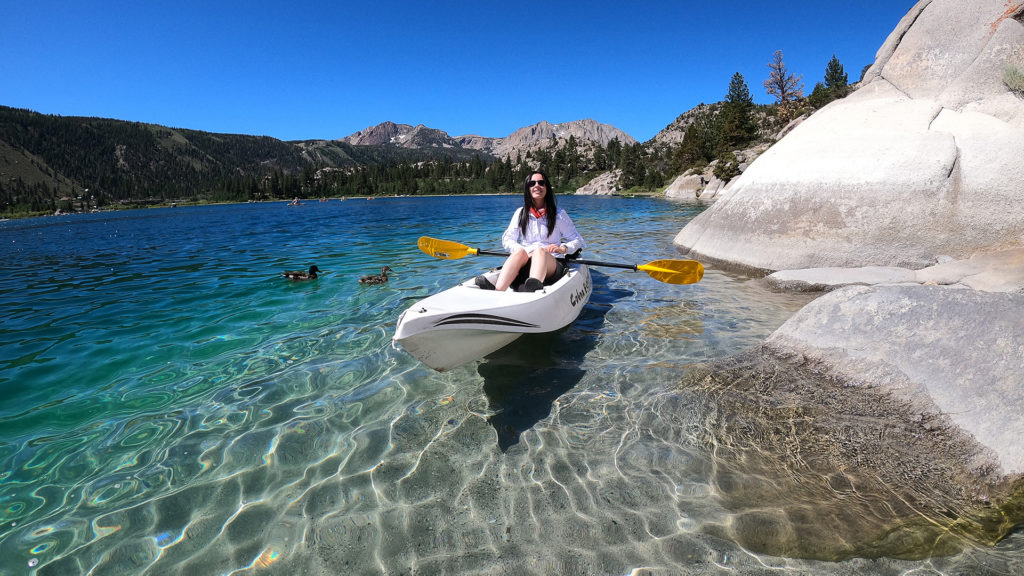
[528,179,548,188]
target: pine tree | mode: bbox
[726,72,754,108]
[593,145,608,171]
[619,144,646,189]
[676,109,722,168]
[605,138,623,168]
[807,82,832,109]
[824,54,848,91]
[721,72,757,149]
[808,55,851,109]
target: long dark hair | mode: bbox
[519,170,557,235]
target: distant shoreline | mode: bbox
[2,191,661,221]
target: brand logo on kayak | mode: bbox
[569,273,592,307]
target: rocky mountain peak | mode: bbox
[340,118,636,160]
[490,118,637,158]
[340,122,458,149]
[503,119,635,146]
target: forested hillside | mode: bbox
[0,107,497,216]
[0,106,646,217]
[1,52,851,218]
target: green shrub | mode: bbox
[1005,65,1024,95]
[713,152,741,181]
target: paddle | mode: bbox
[417,236,704,285]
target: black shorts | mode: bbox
[512,257,568,287]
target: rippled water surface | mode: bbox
[1,196,1021,575]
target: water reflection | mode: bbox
[478,270,630,451]
[5,199,1023,574]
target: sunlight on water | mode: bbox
[1,197,1021,575]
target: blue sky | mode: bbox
[3,1,916,143]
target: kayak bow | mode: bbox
[394,264,591,371]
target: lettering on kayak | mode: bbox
[569,272,592,308]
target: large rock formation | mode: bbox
[574,169,622,195]
[668,0,1024,545]
[663,144,768,201]
[674,0,1024,271]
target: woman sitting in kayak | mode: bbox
[477,170,586,292]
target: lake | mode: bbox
[1,196,1021,574]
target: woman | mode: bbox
[477,170,586,292]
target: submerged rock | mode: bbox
[683,284,1024,559]
[764,284,1024,477]
[685,346,1021,561]
[766,265,919,292]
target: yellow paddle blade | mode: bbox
[418,236,477,260]
[637,259,704,285]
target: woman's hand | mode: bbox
[544,244,566,254]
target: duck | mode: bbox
[282,265,320,281]
[359,266,392,285]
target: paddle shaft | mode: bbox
[569,258,640,271]
[474,248,640,272]
[419,236,702,284]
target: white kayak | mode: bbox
[393,264,592,371]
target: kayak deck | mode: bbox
[394,265,591,371]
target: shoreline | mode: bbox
[2,190,663,221]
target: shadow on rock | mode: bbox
[478,269,630,451]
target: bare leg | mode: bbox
[529,248,558,282]
[494,249,529,291]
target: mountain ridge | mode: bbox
[339,118,637,159]
[0,105,645,213]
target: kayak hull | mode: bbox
[394,264,591,371]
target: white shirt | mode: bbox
[501,207,586,257]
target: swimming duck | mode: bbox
[282,265,320,281]
[359,266,392,285]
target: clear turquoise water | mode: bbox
[1,197,1021,575]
